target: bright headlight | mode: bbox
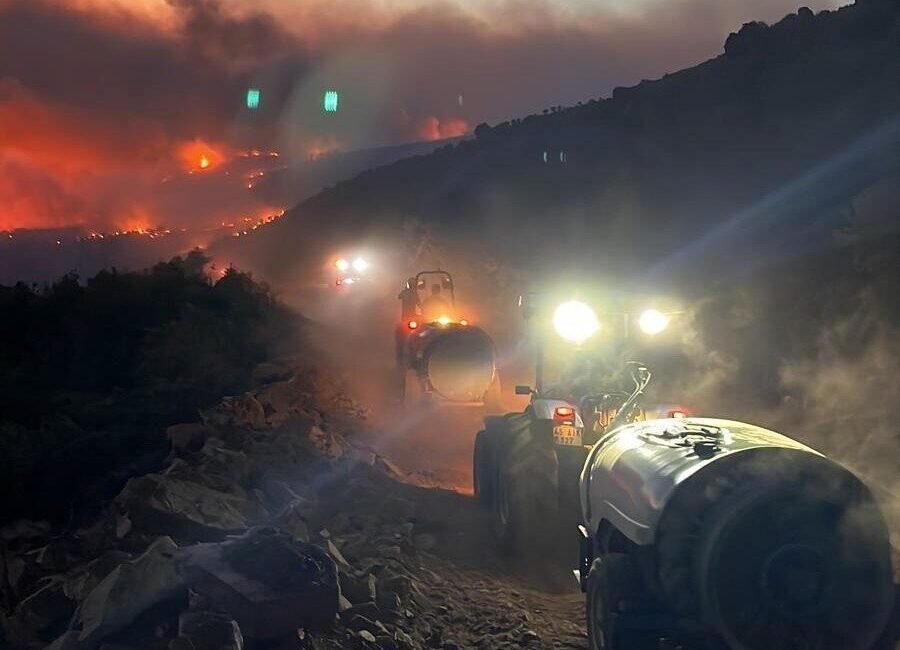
[335,258,349,272]
[553,301,599,344]
[639,309,670,336]
[352,257,369,272]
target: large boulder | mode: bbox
[181,528,338,640]
[1,578,75,648]
[116,474,263,543]
[52,537,184,650]
[62,551,133,603]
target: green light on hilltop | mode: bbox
[323,90,339,113]
[246,88,260,109]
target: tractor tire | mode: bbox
[491,416,558,554]
[473,430,493,507]
[586,554,643,650]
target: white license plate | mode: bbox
[553,424,582,446]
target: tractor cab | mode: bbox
[412,270,457,325]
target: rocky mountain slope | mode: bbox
[0,361,589,650]
[214,0,900,288]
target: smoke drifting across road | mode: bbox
[662,240,900,547]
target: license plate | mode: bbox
[553,424,582,447]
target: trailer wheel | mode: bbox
[491,417,557,554]
[586,554,640,650]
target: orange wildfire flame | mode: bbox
[418,116,470,142]
[178,139,222,172]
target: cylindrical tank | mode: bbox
[410,324,496,403]
[582,418,894,650]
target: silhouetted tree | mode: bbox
[0,255,297,525]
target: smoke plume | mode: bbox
[1,0,843,232]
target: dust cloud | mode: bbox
[660,259,900,546]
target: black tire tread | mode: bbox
[492,413,558,553]
[473,430,492,506]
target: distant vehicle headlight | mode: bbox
[639,309,670,336]
[352,257,369,272]
[437,315,452,326]
[553,301,599,344]
[335,258,350,272]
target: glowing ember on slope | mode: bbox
[78,226,174,242]
[228,208,286,237]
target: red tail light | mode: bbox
[554,406,575,422]
[407,320,418,330]
[668,408,689,419]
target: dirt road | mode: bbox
[309,444,588,650]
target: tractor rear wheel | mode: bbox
[491,416,558,555]
[473,430,494,506]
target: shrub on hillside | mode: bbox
[0,251,298,523]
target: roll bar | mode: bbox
[413,270,456,305]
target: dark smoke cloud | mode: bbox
[170,0,298,66]
[0,0,288,145]
[1,0,843,232]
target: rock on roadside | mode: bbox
[180,527,339,640]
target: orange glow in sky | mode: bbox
[418,116,470,142]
